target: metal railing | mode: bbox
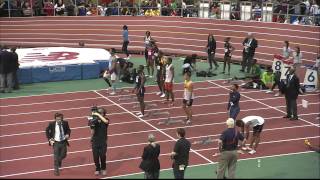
[0,0,319,26]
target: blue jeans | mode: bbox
[229,106,240,120]
[173,165,186,179]
[0,72,13,92]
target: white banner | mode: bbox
[303,68,318,90]
[16,47,111,68]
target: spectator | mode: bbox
[283,67,302,121]
[43,0,54,16]
[216,118,245,179]
[282,40,292,59]
[240,32,258,73]
[139,134,161,179]
[22,1,32,16]
[10,47,19,90]
[236,116,265,154]
[227,84,241,120]
[0,45,14,93]
[89,107,109,176]
[171,128,191,179]
[206,33,219,70]
[45,113,71,176]
[54,0,65,16]
[310,0,320,25]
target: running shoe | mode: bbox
[160,93,166,98]
[266,90,273,94]
[110,92,116,95]
[138,114,144,118]
[156,92,162,95]
[248,150,256,154]
[274,92,280,97]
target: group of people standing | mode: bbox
[0,45,20,93]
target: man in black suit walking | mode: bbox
[139,134,161,179]
[45,113,71,176]
[241,33,258,73]
[171,128,191,179]
[283,67,302,120]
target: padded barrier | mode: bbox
[17,67,33,84]
[32,64,82,83]
[94,60,110,72]
[81,63,100,79]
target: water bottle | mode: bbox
[257,159,261,168]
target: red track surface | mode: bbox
[0,80,319,178]
[0,16,319,66]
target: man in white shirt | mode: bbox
[236,116,265,154]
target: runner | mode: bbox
[109,48,119,95]
[182,71,194,125]
[134,65,146,118]
[164,57,175,106]
[155,51,166,98]
[236,116,265,154]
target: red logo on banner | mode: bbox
[22,52,79,62]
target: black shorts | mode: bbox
[253,124,264,134]
[137,87,145,98]
[183,99,193,107]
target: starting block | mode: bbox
[192,137,215,145]
[148,110,170,116]
[157,118,184,125]
[119,89,131,94]
[133,103,158,109]
[118,96,136,101]
[223,77,244,84]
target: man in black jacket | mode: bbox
[171,128,191,179]
[283,67,301,120]
[45,113,71,176]
[90,107,109,176]
[139,134,160,179]
[0,45,15,93]
[10,47,19,90]
[241,33,258,73]
[207,34,219,70]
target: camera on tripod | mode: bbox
[88,106,99,127]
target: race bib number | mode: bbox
[224,48,228,53]
[280,63,291,80]
[157,65,160,70]
[154,52,158,57]
[148,51,152,56]
[272,59,283,72]
[303,68,318,90]
[135,76,139,83]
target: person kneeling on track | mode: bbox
[236,115,265,154]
